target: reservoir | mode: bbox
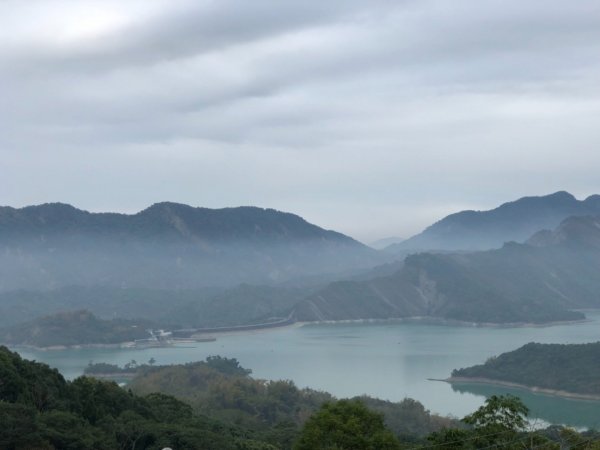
[15,311,600,429]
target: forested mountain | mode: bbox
[295,215,600,323]
[387,191,600,253]
[0,346,458,449]
[2,346,592,449]
[5,215,600,334]
[4,200,600,336]
[451,342,600,396]
[0,284,310,333]
[0,346,278,449]
[127,356,457,444]
[0,202,383,290]
[0,310,151,347]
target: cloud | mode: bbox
[1,0,600,240]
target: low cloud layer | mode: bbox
[2,0,600,241]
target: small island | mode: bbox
[448,342,600,400]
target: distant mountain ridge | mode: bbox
[0,202,383,290]
[387,191,600,252]
[369,236,404,250]
[295,214,600,324]
[0,202,354,241]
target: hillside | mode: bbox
[387,191,600,253]
[0,202,383,290]
[0,346,284,449]
[127,356,457,442]
[0,310,151,347]
[295,215,600,324]
[0,284,310,331]
[4,216,599,332]
[451,342,600,397]
[0,346,460,449]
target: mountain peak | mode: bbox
[548,190,575,199]
[389,191,599,253]
[542,190,577,203]
[0,201,381,290]
[527,215,600,248]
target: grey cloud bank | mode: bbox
[1,0,600,241]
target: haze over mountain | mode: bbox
[296,214,600,324]
[387,191,600,253]
[369,236,404,250]
[0,202,383,291]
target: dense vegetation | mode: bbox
[294,399,402,449]
[0,347,453,449]
[127,356,456,446]
[0,346,277,449]
[4,346,600,449]
[452,342,600,396]
[0,310,152,347]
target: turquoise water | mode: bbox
[15,312,600,428]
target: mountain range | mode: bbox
[295,215,600,324]
[2,193,600,335]
[0,202,382,290]
[387,191,600,253]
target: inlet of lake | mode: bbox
[14,311,600,429]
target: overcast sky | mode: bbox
[2,0,600,242]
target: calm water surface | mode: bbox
[15,312,600,428]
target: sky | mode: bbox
[2,0,600,242]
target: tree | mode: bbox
[427,395,536,449]
[294,399,401,450]
[463,394,529,431]
[0,401,47,449]
[205,355,252,376]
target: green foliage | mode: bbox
[0,401,49,449]
[452,342,600,395]
[0,345,69,411]
[206,355,253,376]
[293,399,402,450]
[84,361,135,375]
[358,396,458,439]
[0,346,272,449]
[5,346,600,449]
[427,395,557,450]
[463,395,529,431]
[129,358,333,437]
[39,410,108,450]
[128,357,457,448]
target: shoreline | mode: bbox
[438,377,600,402]
[9,342,133,351]
[299,316,589,329]
[84,372,137,380]
[5,315,589,350]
